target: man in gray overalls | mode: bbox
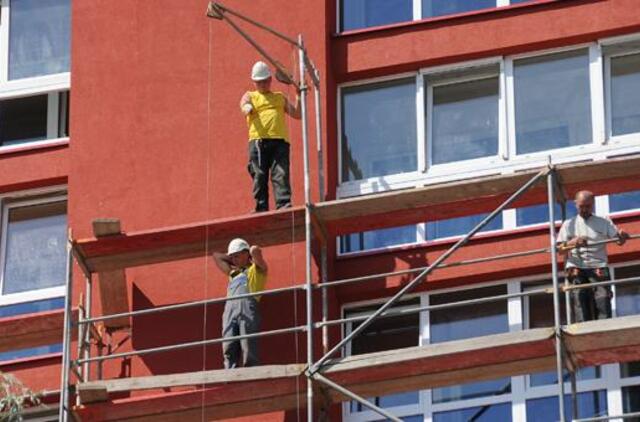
[213,238,268,368]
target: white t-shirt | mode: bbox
[557,214,619,269]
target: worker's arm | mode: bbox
[558,236,588,253]
[617,229,630,246]
[250,245,268,272]
[285,93,301,120]
[240,91,253,116]
[213,252,232,275]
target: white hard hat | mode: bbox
[227,238,250,255]
[251,61,271,81]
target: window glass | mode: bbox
[610,53,640,136]
[516,201,577,226]
[431,77,499,164]
[422,0,495,19]
[623,385,640,413]
[341,79,417,181]
[514,50,592,154]
[430,286,510,402]
[427,212,502,240]
[340,225,417,253]
[9,0,71,80]
[2,201,67,295]
[347,299,420,412]
[0,297,64,361]
[526,391,608,422]
[620,361,640,378]
[609,190,640,213]
[433,402,511,422]
[374,416,423,422]
[341,0,413,31]
[615,264,640,317]
[0,95,48,146]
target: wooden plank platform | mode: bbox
[73,314,640,421]
[0,308,78,353]
[74,207,306,272]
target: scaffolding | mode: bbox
[50,3,640,421]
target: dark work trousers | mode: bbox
[248,138,291,212]
[222,297,260,369]
[567,267,612,322]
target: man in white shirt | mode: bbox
[557,190,629,322]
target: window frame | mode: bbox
[0,0,70,152]
[0,186,67,307]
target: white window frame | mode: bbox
[0,186,67,307]
[0,0,71,151]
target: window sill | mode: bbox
[335,0,569,38]
[0,138,69,157]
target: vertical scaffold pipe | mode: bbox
[548,169,566,422]
[58,240,74,422]
[298,34,314,422]
[84,276,92,381]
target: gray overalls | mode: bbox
[222,267,260,369]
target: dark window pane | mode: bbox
[623,385,640,414]
[516,201,577,226]
[514,50,592,154]
[3,201,67,294]
[615,264,640,317]
[433,378,511,404]
[342,79,417,181]
[431,77,499,164]
[9,0,71,79]
[427,212,502,240]
[526,391,608,422]
[0,95,48,146]
[422,0,495,19]
[340,225,417,253]
[620,361,640,378]
[58,90,70,138]
[341,0,413,31]
[611,53,640,136]
[610,190,640,213]
[433,402,511,422]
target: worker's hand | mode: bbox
[573,236,588,248]
[617,230,629,245]
[241,103,254,115]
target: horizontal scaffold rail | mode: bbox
[74,314,640,421]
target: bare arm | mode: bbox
[213,252,232,275]
[285,94,301,120]
[250,245,268,272]
[240,91,253,116]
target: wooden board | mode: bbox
[0,308,78,353]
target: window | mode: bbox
[427,212,502,240]
[340,0,413,32]
[513,49,592,154]
[341,78,417,182]
[516,201,577,227]
[609,52,640,137]
[429,76,499,165]
[0,0,70,149]
[526,391,608,422]
[422,0,495,19]
[433,402,511,422]
[622,385,640,414]
[614,264,640,317]
[340,224,418,253]
[609,190,640,213]
[345,299,421,417]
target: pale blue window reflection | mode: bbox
[609,190,640,213]
[526,391,608,422]
[341,0,413,31]
[431,77,499,164]
[516,201,577,226]
[2,201,67,295]
[514,50,592,154]
[614,265,640,317]
[341,79,417,181]
[348,300,420,412]
[431,286,510,402]
[433,402,511,422]
[340,225,417,253]
[0,298,64,361]
[530,367,599,387]
[375,416,423,422]
[9,0,71,80]
[422,0,495,19]
[623,385,640,414]
[0,95,48,147]
[610,53,640,136]
[427,212,502,240]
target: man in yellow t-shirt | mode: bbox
[213,238,268,369]
[240,61,301,212]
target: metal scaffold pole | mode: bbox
[298,34,315,422]
[547,169,566,422]
[58,239,74,422]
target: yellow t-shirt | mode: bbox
[228,263,267,301]
[246,91,288,142]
